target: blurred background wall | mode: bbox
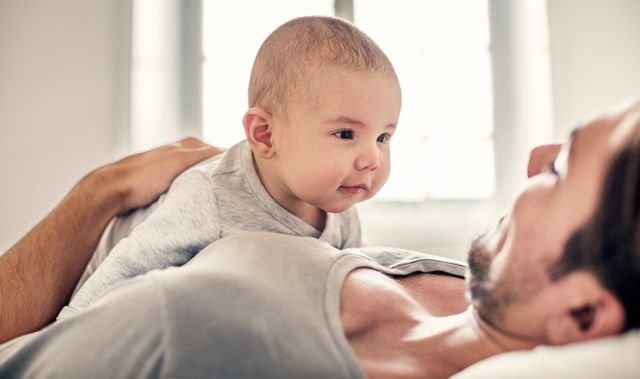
[1,0,639,257]
[0,0,131,252]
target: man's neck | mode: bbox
[372,308,539,378]
[344,269,539,379]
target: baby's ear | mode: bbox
[544,271,625,345]
[243,107,275,158]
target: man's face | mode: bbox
[268,65,401,214]
[466,102,639,341]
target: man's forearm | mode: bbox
[0,169,123,343]
[0,138,220,343]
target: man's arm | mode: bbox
[0,138,222,343]
[59,168,222,320]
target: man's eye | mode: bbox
[334,130,354,139]
[552,147,568,177]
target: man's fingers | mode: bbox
[174,136,210,149]
[164,137,225,170]
[175,145,223,166]
[527,144,562,178]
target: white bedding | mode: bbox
[453,330,640,378]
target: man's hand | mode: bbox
[0,137,222,343]
[96,137,223,215]
[527,144,562,178]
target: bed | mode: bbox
[453,329,640,378]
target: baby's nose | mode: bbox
[355,144,380,171]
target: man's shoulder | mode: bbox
[351,246,467,277]
[0,275,166,379]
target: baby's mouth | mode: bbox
[339,185,368,195]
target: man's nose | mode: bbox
[355,143,380,171]
[527,144,562,178]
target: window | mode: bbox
[201,0,334,148]
[130,0,552,258]
[353,0,494,200]
[199,0,494,200]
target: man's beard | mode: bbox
[466,233,511,326]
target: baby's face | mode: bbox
[269,66,401,213]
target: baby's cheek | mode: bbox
[374,163,391,188]
[296,168,340,191]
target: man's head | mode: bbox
[242,17,401,218]
[551,106,640,331]
[467,101,640,346]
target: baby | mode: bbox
[59,16,401,319]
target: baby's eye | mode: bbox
[334,130,354,140]
[377,133,390,143]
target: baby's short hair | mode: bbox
[248,16,397,114]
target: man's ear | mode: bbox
[544,271,625,345]
[243,107,275,158]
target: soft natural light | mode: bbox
[201,0,334,148]
[354,0,494,200]
[201,0,494,200]
[128,0,551,256]
[131,0,182,150]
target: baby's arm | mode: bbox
[58,170,220,320]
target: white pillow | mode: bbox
[452,330,640,379]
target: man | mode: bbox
[0,138,221,343]
[0,102,638,378]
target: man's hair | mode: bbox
[247,16,397,114]
[551,109,640,330]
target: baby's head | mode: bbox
[248,16,398,116]
[243,16,401,223]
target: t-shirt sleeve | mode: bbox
[0,276,167,379]
[59,170,221,319]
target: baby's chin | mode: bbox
[309,189,377,213]
[317,199,360,214]
[319,204,353,214]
